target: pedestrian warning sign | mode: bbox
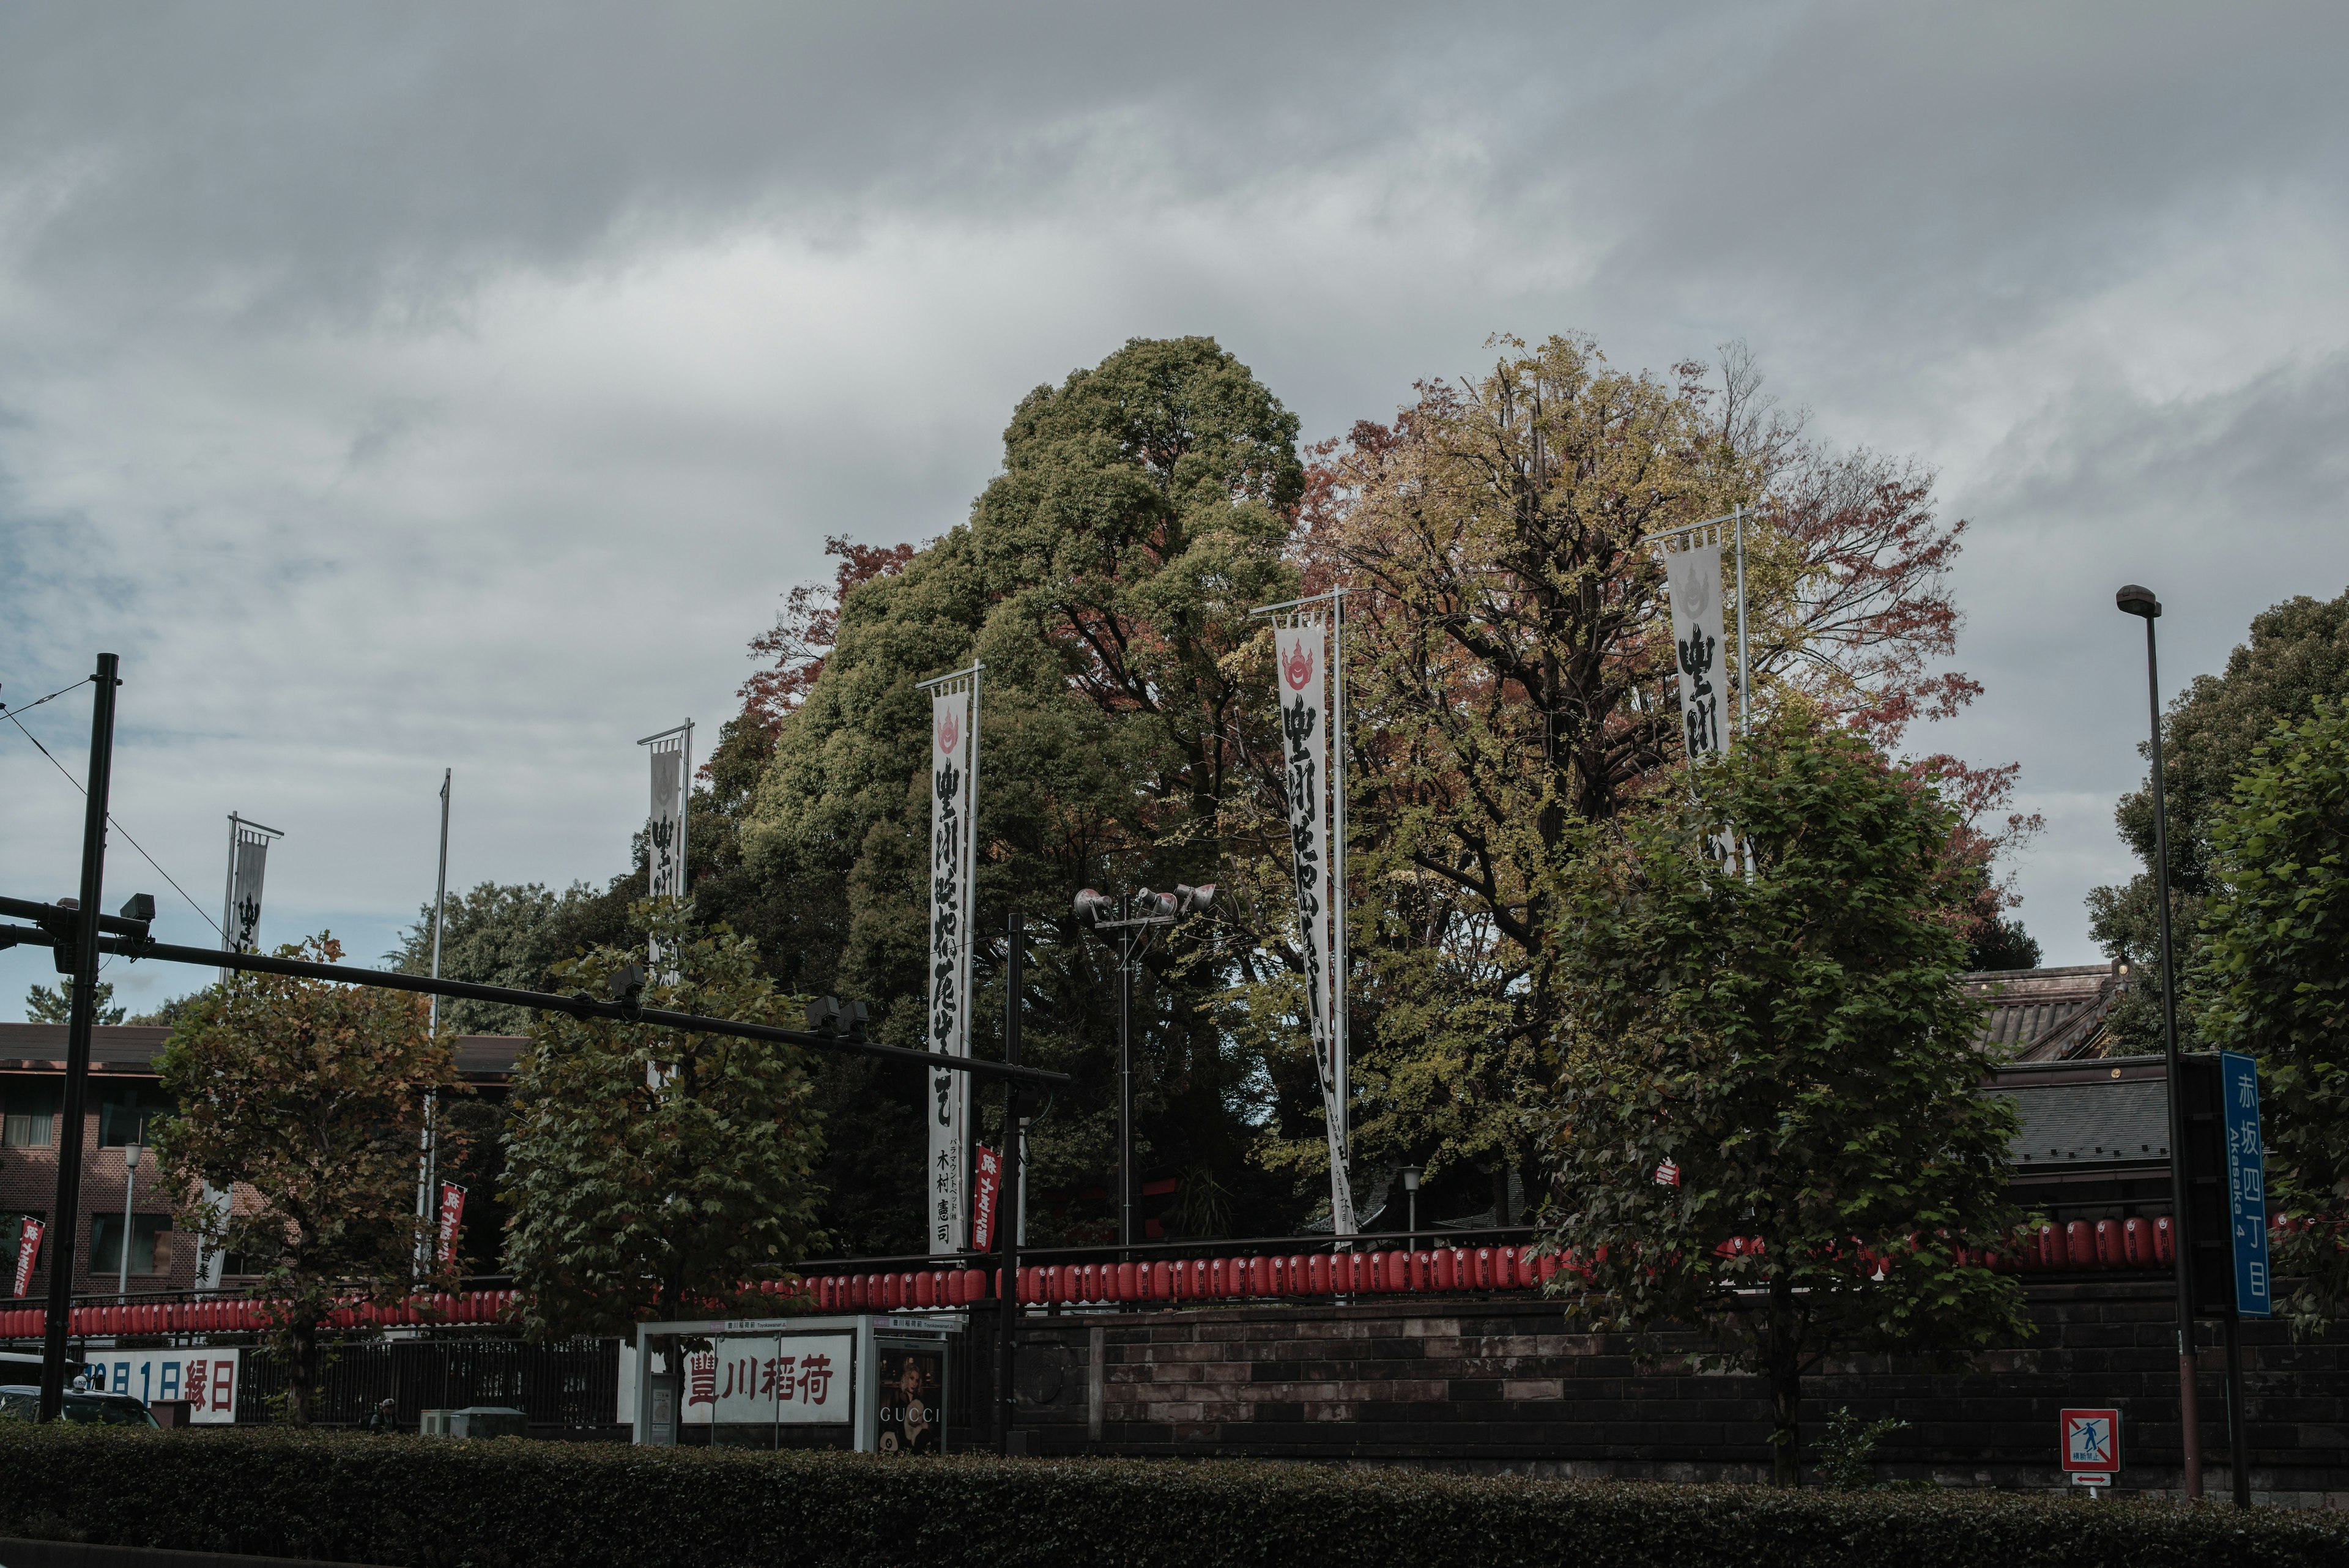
[2061,1408,2120,1476]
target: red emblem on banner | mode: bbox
[937,710,959,754]
[1282,642,1315,691]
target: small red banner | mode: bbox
[971,1145,1003,1253]
[12,1217,41,1297]
[436,1182,467,1269]
[1654,1160,1680,1187]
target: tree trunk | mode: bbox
[1768,1348,1802,1486]
[288,1317,317,1429]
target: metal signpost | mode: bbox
[2219,1049,2269,1507]
[2061,1407,2121,1497]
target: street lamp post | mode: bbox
[2117,582,2203,1502]
[119,1140,141,1301]
[1399,1165,1420,1243]
[1074,884,1214,1250]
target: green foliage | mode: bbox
[147,937,464,1425]
[6,1426,2348,1568]
[127,990,206,1028]
[1810,1406,1910,1491]
[389,880,630,1036]
[2198,699,2349,1333]
[1542,709,2028,1484]
[502,902,824,1336]
[2091,587,2349,1051]
[739,335,1310,1247]
[23,976,125,1025]
[1964,914,2041,972]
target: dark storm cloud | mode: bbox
[3,1,2347,1013]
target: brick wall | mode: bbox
[978,1281,2345,1502]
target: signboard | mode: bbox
[2220,1050,2271,1318]
[91,1348,240,1423]
[971,1145,1001,1254]
[875,1345,944,1454]
[12,1217,40,1297]
[681,1332,852,1425]
[2060,1407,2120,1481]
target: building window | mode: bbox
[97,1085,173,1148]
[90,1215,168,1276]
[3,1081,60,1148]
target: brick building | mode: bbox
[1,1023,521,1301]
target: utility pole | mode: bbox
[40,653,119,1423]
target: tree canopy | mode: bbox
[1540,708,2027,1484]
[390,330,2030,1251]
[2197,699,2349,1333]
[150,938,463,1425]
[502,904,824,1336]
[2090,587,2349,1049]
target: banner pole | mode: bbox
[996,909,1025,1456]
[1734,508,1751,740]
[218,814,237,988]
[417,770,452,1271]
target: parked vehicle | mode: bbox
[0,1383,161,1427]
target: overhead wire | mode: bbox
[0,686,225,940]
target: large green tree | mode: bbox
[1540,710,2028,1484]
[502,904,824,1336]
[740,335,1308,1247]
[2091,587,2349,1049]
[2197,699,2349,1333]
[150,939,464,1425]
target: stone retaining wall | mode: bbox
[978,1280,2345,1502]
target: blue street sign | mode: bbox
[2220,1050,2270,1318]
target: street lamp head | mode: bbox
[2115,584,2162,620]
[1073,888,1114,925]
[125,1142,141,1169]
[1398,1165,1420,1192]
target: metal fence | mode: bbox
[235,1336,620,1432]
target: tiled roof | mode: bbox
[1981,1055,2173,1170]
[1959,963,2129,1062]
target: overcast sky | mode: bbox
[4,2,2346,1019]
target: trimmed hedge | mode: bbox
[2,1427,2344,1568]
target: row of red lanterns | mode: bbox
[0,1288,520,1342]
[0,1215,2276,1345]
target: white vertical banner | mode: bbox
[925,670,979,1254]
[1274,615,1357,1236]
[1663,544,1729,765]
[1662,543,1742,871]
[218,814,282,985]
[643,727,691,902]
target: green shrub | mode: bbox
[1810,1406,1911,1491]
[1,1425,2343,1568]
